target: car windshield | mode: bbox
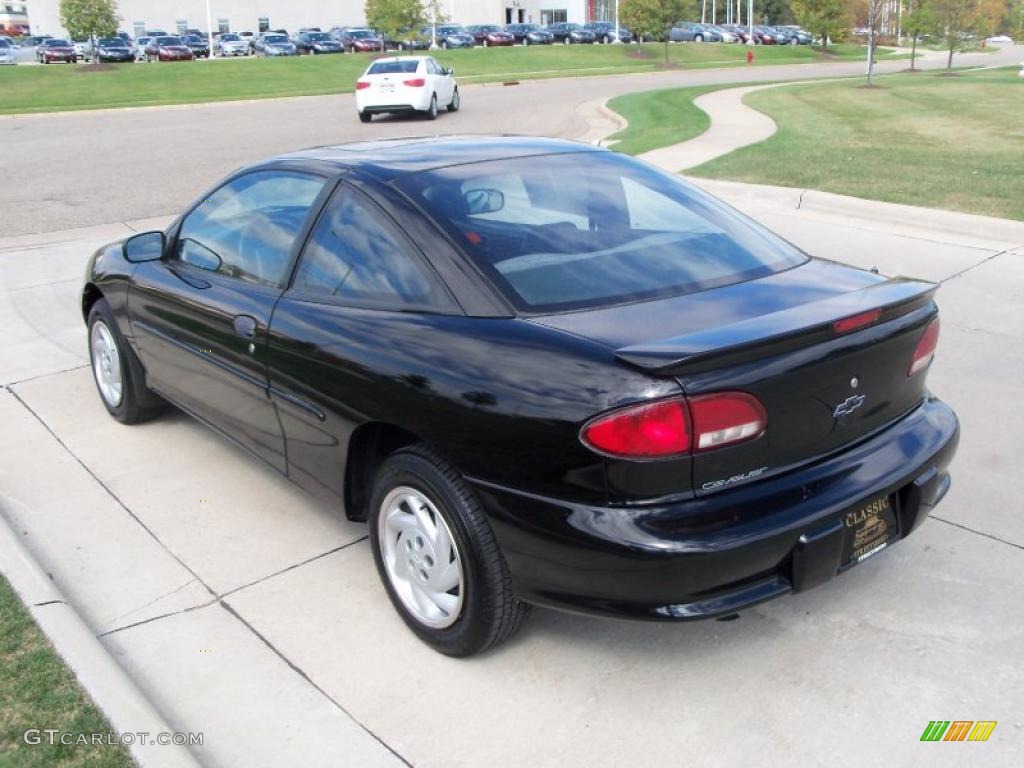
[156,37,180,45]
[0,39,10,48]
[46,39,70,46]
[397,151,807,313]
[350,30,375,39]
[98,38,123,46]
[368,59,419,74]
[439,26,465,34]
[307,33,330,41]
[221,34,240,41]
[478,26,501,33]
[264,35,287,43]
[522,25,542,32]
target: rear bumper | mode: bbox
[469,396,959,620]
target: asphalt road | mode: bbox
[4,44,1021,236]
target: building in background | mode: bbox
[0,1,30,35]
[25,1,591,37]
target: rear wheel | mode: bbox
[483,39,489,47]
[369,447,530,656]
[88,299,163,425]
[695,34,704,42]
[523,37,530,46]
[447,87,460,112]
[603,34,611,44]
[441,40,448,50]
[359,110,371,123]
[425,93,438,120]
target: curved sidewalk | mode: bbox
[636,82,786,172]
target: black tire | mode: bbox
[425,93,438,120]
[447,87,459,112]
[87,299,163,425]
[369,446,531,656]
[358,110,371,123]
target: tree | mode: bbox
[620,0,695,62]
[59,0,118,43]
[792,0,849,49]
[903,0,937,71]
[365,0,428,47]
[930,0,1002,71]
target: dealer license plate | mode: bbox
[841,493,899,567]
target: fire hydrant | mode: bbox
[746,49,754,65]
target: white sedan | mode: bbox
[355,56,460,123]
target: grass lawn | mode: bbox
[0,43,896,115]
[607,85,721,154]
[0,575,133,767]
[691,67,1024,220]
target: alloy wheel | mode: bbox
[90,321,123,407]
[377,486,465,629]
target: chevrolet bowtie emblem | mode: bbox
[834,394,867,419]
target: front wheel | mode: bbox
[425,93,438,120]
[88,299,163,424]
[369,447,531,656]
[695,34,704,42]
[603,35,611,44]
[447,87,459,112]
[483,39,489,47]
[523,37,530,46]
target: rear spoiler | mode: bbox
[615,277,938,373]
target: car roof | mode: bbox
[270,135,600,182]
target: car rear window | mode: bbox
[396,151,808,313]
[368,59,419,74]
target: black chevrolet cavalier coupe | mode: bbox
[81,137,958,656]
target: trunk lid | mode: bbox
[533,260,939,495]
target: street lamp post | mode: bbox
[614,0,620,44]
[204,0,214,59]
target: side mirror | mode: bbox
[446,67,455,76]
[465,188,504,215]
[123,231,165,263]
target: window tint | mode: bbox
[396,151,807,312]
[176,171,325,287]
[292,186,451,309]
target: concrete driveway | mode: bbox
[1,175,1022,766]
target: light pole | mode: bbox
[204,0,214,59]
[614,0,620,44]
[748,0,753,41]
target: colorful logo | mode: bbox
[921,721,997,742]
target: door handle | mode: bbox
[233,315,257,339]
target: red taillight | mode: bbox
[581,392,767,459]
[355,80,371,90]
[833,308,882,336]
[908,316,940,376]
[403,77,426,87]
[689,392,767,452]
[582,398,690,458]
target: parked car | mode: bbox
[93,37,134,63]
[430,24,475,50]
[37,38,77,63]
[295,31,343,55]
[504,23,554,45]
[780,26,813,44]
[237,31,256,50]
[216,33,251,57]
[22,35,53,51]
[181,34,210,58]
[145,36,194,62]
[720,24,755,44]
[583,22,633,43]
[752,26,778,44]
[134,36,153,61]
[708,25,740,43]
[0,37,15,65]
[986,34,1013,44]
[355,55,459,122]
[333,28,385,52]
[255,33,298,57]
[82,136,957,657]
[547,22,596,44]
[72,37,93,60]
[466,24,514,47]
[670,22,719,43]
[390,31,431,51]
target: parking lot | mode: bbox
[1,34,1023,767]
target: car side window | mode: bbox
[175,171,325,287]
[291,185,453,310]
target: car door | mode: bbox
[128,169,329,471]
[265,181,459,505]
[427,57,454,104]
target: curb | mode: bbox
[0,499,202,768]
